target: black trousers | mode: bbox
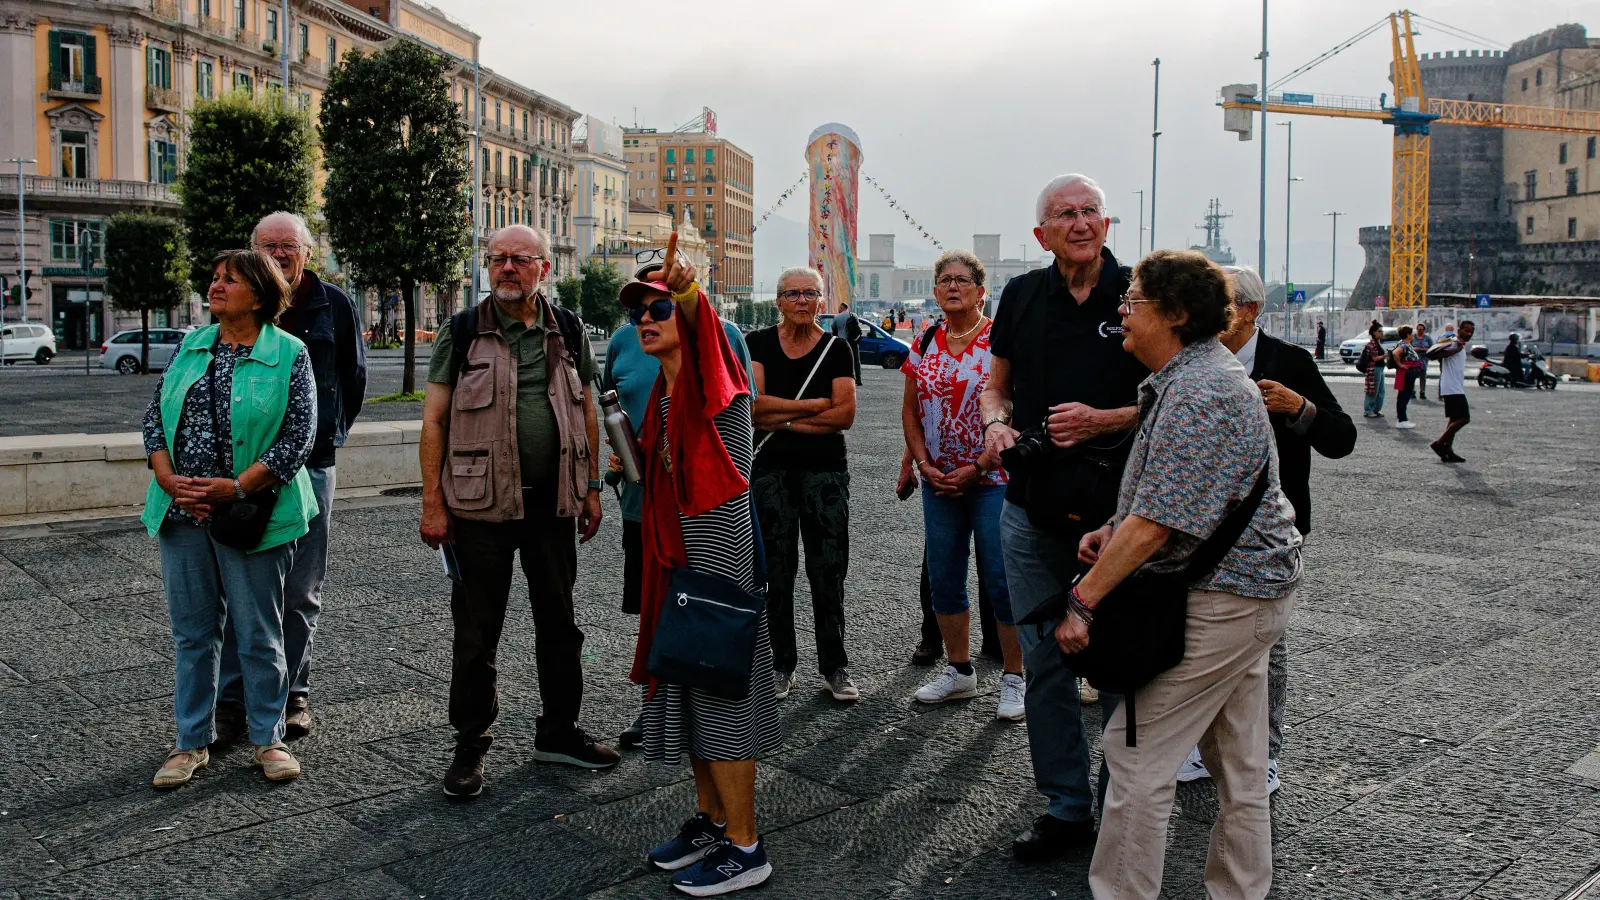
[849,339,863,385]
[918,546,999,652]
[754,468,851,676]
[621,518,643,616]
[449,505,583,751]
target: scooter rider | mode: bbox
[1502,333,1524,385]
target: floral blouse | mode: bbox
[142,340,316,524]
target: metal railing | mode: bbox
[198,15,229,37]
[48,71,102,97]
[0,174,180,206]
[296,53,325,77]
[234,27,260,48]
[149,0,179,20]
[145,85,181,111]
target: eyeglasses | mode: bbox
[628,298,675,325]
[1117,293,1155,314]
[635,247,667,264]
[1046,205,1104,225]
[254,241,305,254]
[936,275,976,288]
[486,254,545,269]
[778,289,822,302]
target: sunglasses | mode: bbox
[628,298,675,325]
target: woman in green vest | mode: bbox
[141,249,319,788]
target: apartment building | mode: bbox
[572,116,630,278]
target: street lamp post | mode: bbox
[1150,59,1161,250]
[1325,211,1344,314]
[1257,0,1269,274]
[1276,121,1303,341]
[7,157,36,323]
[1133,189,1145,257]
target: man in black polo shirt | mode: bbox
[979,174,1147,861]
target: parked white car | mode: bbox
[0,322,57,365]
[1339,327,1406,366]
[101,328,190,374]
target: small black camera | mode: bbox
[999,425,1050,472]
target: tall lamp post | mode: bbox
[7,157,36,323]
[1257,0,1269,273]
[1325,210,1344,316]
[1133,189,1145,257]
[1276,121,1303,341]
[1150,59,1161,250]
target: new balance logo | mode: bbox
[692,834,717,848]
[715,858,744,878]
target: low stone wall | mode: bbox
[0,421,423,519]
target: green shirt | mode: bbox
[427,299,598,488]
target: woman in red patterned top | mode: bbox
[900,250,1025,720]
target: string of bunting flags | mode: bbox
[751,170,809,235]
[862,173,945,250]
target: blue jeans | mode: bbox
[159,520,292,749]
[1364,365,1387,415]
[221,465,334,703]
[1000,501,1115,822]
[923,483,1012,624]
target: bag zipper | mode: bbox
[678,592,755,614]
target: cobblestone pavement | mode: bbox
[2,368,1599,899]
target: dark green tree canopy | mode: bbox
[179,91,316,294]
[576,258,625,334]
[104,213,187,314]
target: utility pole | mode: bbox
[1150,59,1161,250]
[470,45,481,304]
[1278,121,1303,342]
[1325,211,1344,312]
[279,0,290,91]
[1133,189,1145,257]
[1257,0,1269,273]
[7,158,36,322]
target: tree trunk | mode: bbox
[401,274,417,396]
[140,308,150,374]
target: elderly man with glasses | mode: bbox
[212,211,367,746]
[745,267,861,703]
[419,224,617,799]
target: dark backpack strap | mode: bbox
[1182,461,1272,583]
[448,305,478,384]
[918,316,945,356]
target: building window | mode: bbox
[495,99,501,129]
[523,110,528,139]
[1569,218,1579,239]
[1525,170,1537,201]
[494,150,502,176]
[49,30,95,90]
[234,0,245,28]
[198,0,211,17]
[705,148,714,163]
[685,148,695,164]
[648,153,656,163]
[149,139,177,184]
[1560,143,1569,164]
[60,131,88,178]
[666,203,675,218]
[1590,137,1598,159]
[146,46,172,89]
[235,71,252,94]
[665,187,674,196]
[1521,77,1528,92]
[297,22,308,58]
[50,220,103,262]
[1536,68,1543,86]
[665,148,675,163]
[650,188,656,198]
[870,274,879,298]
[1568,169,1580,197]
[327,36,337,65]
[1526,216,1535,235]
[685,187,694,196]
[508,154,517,185]
[297,91,310,111]
[266,8,278,44]
[704,203,713,221]
[196,59,214,98]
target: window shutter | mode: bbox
[83,32,97,79]
[48,30,62,73]
[146,46,154,84]
[147,141,156,183]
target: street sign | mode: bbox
[1283,92,1315,104]
[78,231,95,273]
[1374,294,1387,308]
[1290,289,1307,304]
[1476,293,1491,308]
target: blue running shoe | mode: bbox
[647,813,725,871]
[671,838,772,896]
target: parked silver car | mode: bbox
[101,328,190,374]
[0,322,56,365]
[1338,327,1406,366]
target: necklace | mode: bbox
[947,315,987,342]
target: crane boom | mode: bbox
[1221,96,1600,135]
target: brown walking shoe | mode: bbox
[152,747,209,788]
[253,742,302,782]
[284,695,312,740]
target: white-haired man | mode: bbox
[978,174,1149,861]
[214,211,366,744]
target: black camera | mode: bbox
[999,424,1050,472]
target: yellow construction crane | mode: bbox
[1220,10,1600,308]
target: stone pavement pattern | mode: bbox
[2,371,1599,899]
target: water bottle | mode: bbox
[599,389,643,484]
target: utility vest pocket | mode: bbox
[454,358,497,410]
[446,441,496,508]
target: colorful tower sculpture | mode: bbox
[805,124,862,313]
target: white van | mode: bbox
[0,323,57,365]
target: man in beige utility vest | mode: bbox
[420,224,617,798]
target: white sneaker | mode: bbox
[1267,758,1281,795]
[996,673,1027,721]
[1078,679,1100,705]
[1175,746,1211,783]
[1396,421,1417,429]
[914,665,979,704]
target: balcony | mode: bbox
[663,173,677,182]
[48,71,102,100]
[234,27,260,49]
[702,173,716,183]
[701,227,716,237]
[493,173,509,190]
[296,52,325,78]
[0,174,180,209]
[145,85,181,112]
[262,39,278,56]
[197,15,229,38]
[148,0,179,21]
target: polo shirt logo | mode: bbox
[1099,321,1125,337]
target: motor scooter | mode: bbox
[1472,345,1558,389]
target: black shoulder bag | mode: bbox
[205,356,281,551]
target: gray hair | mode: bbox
[775,266,824,296]
[1221,265,1266,306]
[1035,174,1109,225]
[252,211,314,248]
[487,224,551,256]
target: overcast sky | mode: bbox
[450,0,1592,291]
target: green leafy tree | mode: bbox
[179,90,316,294]
[577,258,625,334]
[104,213,187,373]
[552,272,584,312]
[320,39,471,394]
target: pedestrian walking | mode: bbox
[830,300,864,385]
[627,244,782,896]
[979,174,1149,860]
[1430,320,1475,463]
[420,224,617,798]
[1066,249,1302,899]
[1390,325,1422,428]
[901,250,1025,721]
[143,249,317,787]
[1411,321,1433,399]
[1172,266,1355,793]
[1359,322,1387,418]
[746,267,860,702]
[212,212,366,745]
[1314,320,1326,360]
[602,256,753,750]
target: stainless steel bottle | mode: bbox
[598,389,643,484]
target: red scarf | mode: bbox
[630,292,751,692]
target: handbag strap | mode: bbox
[1179,459,1272,583]
[203,352,230,479]
[754,334,839,453]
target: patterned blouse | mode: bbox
[900,319,1007,487]
[141,340,317,525]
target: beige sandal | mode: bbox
[152,747,209,788]
[252,742,302,782]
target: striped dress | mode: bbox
[642,392,785,764]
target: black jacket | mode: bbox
[1249,332,1356,535]
[285,270,367,468]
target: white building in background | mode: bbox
[572,116,630,276]
[852,233,1048,315]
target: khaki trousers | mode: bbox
[1089,588,1293,900]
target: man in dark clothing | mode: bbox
[1502,333,1524,385]
[216,211,367,743]
[831,301,864,385]
[1314,321,1326,360]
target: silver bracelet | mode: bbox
[233,478,245,499]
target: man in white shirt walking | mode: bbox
[1430,320,1474,463]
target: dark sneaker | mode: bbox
[284,695,311,741]
[671,838,772,896]
[1430,440,1450,461]
[213,702,246,748]
[1444,451,1466,463]
[533,719,620,770]
[619,712,645,751]
[1012,813,1096,862]
[911,642,942,666]
[647,812,726,871]
[442,744,485,798]
[826,668,859,702]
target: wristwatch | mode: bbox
[982,414,1011,432]
[586,479,602,492]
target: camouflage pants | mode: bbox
[753,468,851,676]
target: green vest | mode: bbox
[141,323,317,552]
